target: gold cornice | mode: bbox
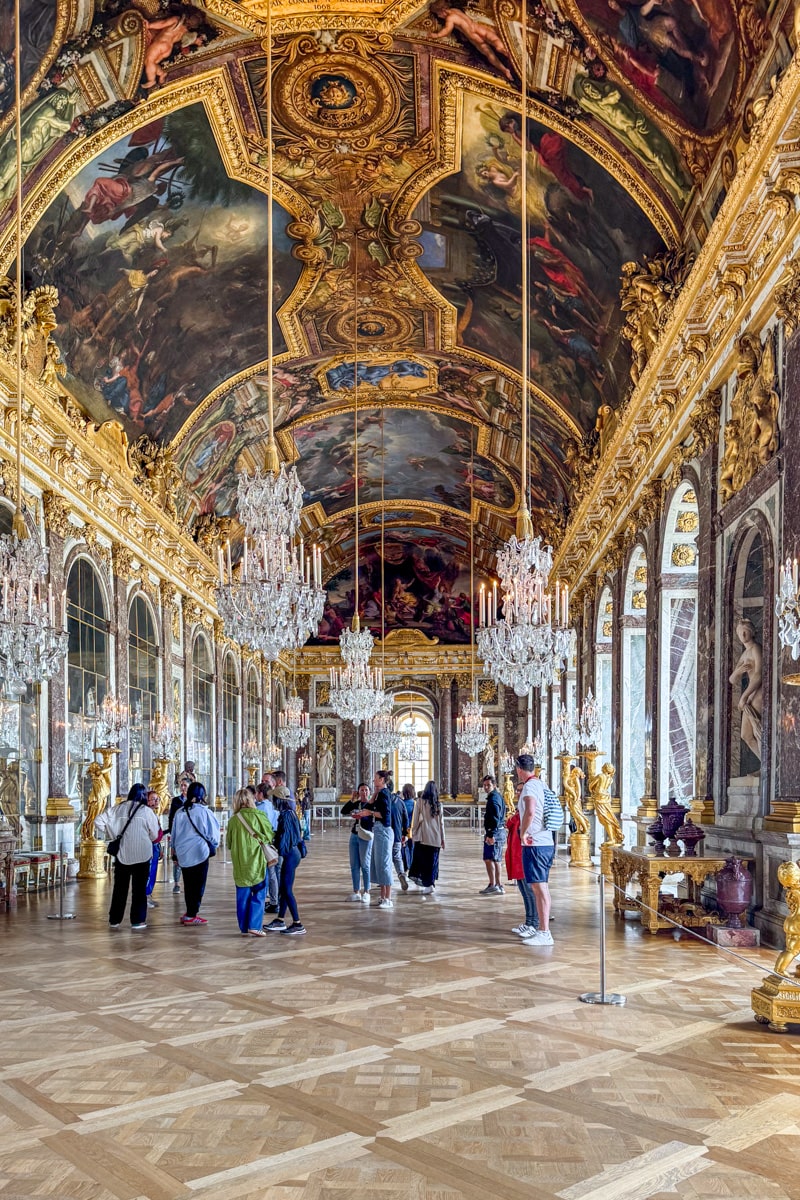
[235,0,430,30]
[556,49,800,587]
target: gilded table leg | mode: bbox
[640,875,661,934]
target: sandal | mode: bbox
[248,928,267,937]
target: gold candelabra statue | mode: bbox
[589,762,623,878]
[77,745,119,879]
[562,763,591,868]
[243,738,260,785]
[752,859,800,1032]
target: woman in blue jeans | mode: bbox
[351,769,394,909]
[265,788,306,936]
[341,783,373,902]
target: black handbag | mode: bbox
[107,805,139,857]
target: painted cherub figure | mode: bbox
[775,860,800,978]
[563,765,588,836]
[142,7,208,90]
[589,762,623,846]
[428,2,514,82]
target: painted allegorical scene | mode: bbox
[25,103,302,442]
[415,90,664,435]
[0,0,56,109]
[563,0,741,132]
[290,408,516,518]
[317,526,474,644]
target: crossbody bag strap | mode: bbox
[183,807,214,850]
[237,811,264,845]
[117,804,139,845]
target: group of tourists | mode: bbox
[341,770,446,907]
[102,764,307,937]
[101,752,557,949]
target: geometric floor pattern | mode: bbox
[1,826,799,1200]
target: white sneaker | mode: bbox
[512,924,536,937]
[420,886,433,895]
[360,892,371,903]
[347,893,362,902]
[525,929,554,946]
[378,898,394,909]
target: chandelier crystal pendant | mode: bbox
[278,690,310,750]
[776,556,800,659]
[214,0,324,659]
[0,24,68,698]
[150,713,179,760]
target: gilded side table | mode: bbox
[610,846,729,934]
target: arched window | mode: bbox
[128,594,158,785]
[392,692,433,792]
[191,635,214,788]
[67,559,109,807]
[221,654,240,801]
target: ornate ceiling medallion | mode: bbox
[326,306,416,349]
[275,53,398,142]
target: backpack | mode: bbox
[542,785,563,832]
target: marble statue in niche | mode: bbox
[729,617,763,770]
[316,728,334,790]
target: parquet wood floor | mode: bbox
[1,827,798,1200]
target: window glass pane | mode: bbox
[66,560,109,813]
[128,595,158,786]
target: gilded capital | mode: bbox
[111,543,134,580]
[776,255,800,338]
[160,581,178,609]
[42,490,71,538]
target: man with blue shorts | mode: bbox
[516,753,554,946]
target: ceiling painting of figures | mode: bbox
[289,408,516,518]
[562,0,741,133]
[25,102,302,441]
[316,526,474,644]
[0,0,57,115]
[415,89,664,435]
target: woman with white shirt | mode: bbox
[171,781,221,926]
[105,782,161,930]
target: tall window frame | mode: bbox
[128,594,159,786]
[221,653,240,801]
[67,558,109,807]
[191,634,214,789]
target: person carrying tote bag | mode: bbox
[171,781,220,926]
[265,788,307,936]
[105,782,161,930]
[226,787,276,937]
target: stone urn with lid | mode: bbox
[675,816,705,857]
[647,816,666,855]
[715,857,753,928]
[659,798,689,854]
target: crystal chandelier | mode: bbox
[456,699,489,757]
[278,690,310,750]
[297,748,312,777]
[0,534,67,695]
[399,713,424,761]
[578,689,602,748]
[551,700,577,755]
[331,619,385,727]
[365,693,401,754]
[151,713,179,760]
[521,731,544,764]
[97,693,127,747]
[267,740,282,769]
[214,5,324,659]
[776,557,800,658]
[243,738,260,771]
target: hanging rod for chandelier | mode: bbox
[475,0,570,698]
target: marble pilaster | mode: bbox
[112,568,130,796]
[691,452,718,825]
[438,677,453,798]
[341,720,356,796]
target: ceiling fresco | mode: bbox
[318,525,474,644]
[25,103,302,437]
[0,0,777,638]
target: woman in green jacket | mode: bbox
[227,787,275,936]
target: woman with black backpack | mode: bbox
[105,782,161,930]
[171,781,220,926]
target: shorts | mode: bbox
[522,843,554,884]
[482,829,507,861]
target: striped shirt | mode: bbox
[105,801,160,866]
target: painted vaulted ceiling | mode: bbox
[0,0,783,642]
